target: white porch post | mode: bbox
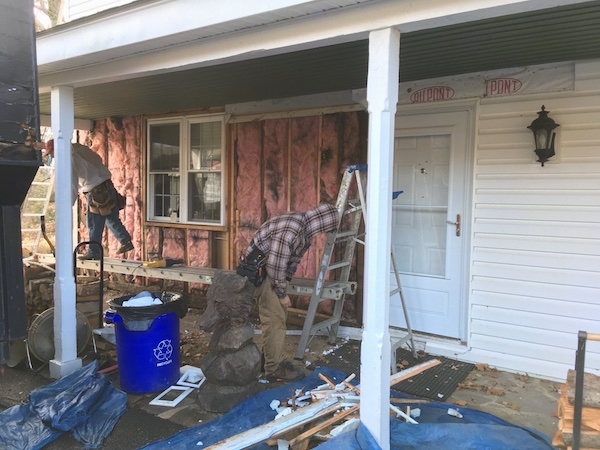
[49,85,82,378]
[360,27,400,449]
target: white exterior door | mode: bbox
[389,109,471,339]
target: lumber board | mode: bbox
[205,398,341,450]
[389,359,442,387]
[558,418,600,433]
[559,390,600,422]
[288,404,360,449]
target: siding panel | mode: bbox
[470,90,600,380]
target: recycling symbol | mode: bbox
[153,339,173,361]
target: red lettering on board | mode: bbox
[410,86,454,103]
[484,78,522,97]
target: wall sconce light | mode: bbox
[527,105,559,166]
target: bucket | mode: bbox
[109,292,187,394]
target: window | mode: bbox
[147,115,225,226]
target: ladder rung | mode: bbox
[22,213,44,217]
[390,287,402,296]
[327,261,351,270]
[344,205,363,215]
[310,317,339,333]
[335,230,359,239]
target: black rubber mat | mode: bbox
[312,340,474,401]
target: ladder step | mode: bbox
[310,317,339,333]
[295,164,415,364]
[21,228,41,233]
[327,261,351,270]
[334,230,359,239]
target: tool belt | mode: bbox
[88,180,116,216]
[236,242,266,287]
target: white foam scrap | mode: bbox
[122,291,162,307]
[275,407,292,419]
[410,408,421,418]
[330,418,360,437]
[288,399,309,408]
[270,399,280,410]
[447,408,463,419]
[258,379,269,384]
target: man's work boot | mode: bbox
[266,360,305,382]
[116,241,134,254]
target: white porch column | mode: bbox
[360,27,399,449]
[49,85,82,378]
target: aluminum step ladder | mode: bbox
[21,165,55,256]
[294,164,417,369]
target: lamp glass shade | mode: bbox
[533,129,550,150]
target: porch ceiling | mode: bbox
[38,0,600,121]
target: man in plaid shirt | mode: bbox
[246,203,339,382]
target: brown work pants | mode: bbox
[254,276,287,376]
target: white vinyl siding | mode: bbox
[468,76,600,380]
[66,0,136,21]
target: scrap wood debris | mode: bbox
[206,359,443,450]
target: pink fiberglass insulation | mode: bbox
[289,116,319,279]
[235,121,264,259]
[187,229,211,292]
[262,119,289,218]
[187,229,210,267]
[319,114,343,204]
[106,117,127,256]
[121,116,143,261]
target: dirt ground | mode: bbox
[94,284,561,439]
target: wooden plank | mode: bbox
[559,417,600,433]
[389,359,442,387]
[288,404,360,449]
[205,398,341,450]
[558,392,600,421]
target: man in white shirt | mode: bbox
[44,139,133,260]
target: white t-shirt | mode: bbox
[71,143,111,201]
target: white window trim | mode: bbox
[146,114,226,226]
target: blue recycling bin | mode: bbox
[109,292,187,394]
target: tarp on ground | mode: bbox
[142,367,555,450]
[0,361,127,450]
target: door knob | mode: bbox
[446,214,461,237]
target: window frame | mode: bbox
[146,114,226,226]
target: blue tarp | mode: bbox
[316,397,555,450]
[141,367,349,450]
[0,361,127,450]
[142,367,555,450]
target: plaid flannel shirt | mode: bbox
[249,204,339,298]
